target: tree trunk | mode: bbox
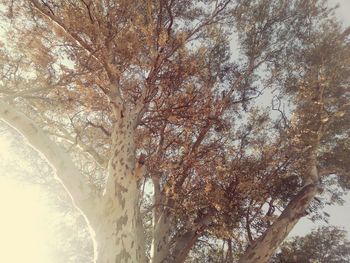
[150,211,173,263]
[238,148,321,263]
[0,101,146,262]
[100,115,146,263]
[150,177,174,263]
[171,231,199,263]
[238,184,319,263]
[94,201,145,263]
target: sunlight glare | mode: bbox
[0,177,53,263]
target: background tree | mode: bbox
[271,226,350,263]
[0,0,349,263]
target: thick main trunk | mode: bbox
[98,117,145,263]
[94,200,145,263]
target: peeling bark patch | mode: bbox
[131,240,134,248]
[115,249,131,263]
[116,214,128,232]
[115,191,125,209]
[116,237,121,246]
[116,192,125,209]
[120,196,126,209]
[127,155,133,164]
[115,182,128,193]
[114,182,127,209]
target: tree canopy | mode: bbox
[0,0,349,262]
[271,226,350,263]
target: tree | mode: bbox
[0,0,349,262]
[271,226,350,263]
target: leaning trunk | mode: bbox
[238,184,319,263]
[238,151,320,263]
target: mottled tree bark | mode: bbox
[150,211,173,263]
[0,101,146,263]
[238,151,321,263]
[98,115,146,263]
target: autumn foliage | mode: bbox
[0,0,349,262]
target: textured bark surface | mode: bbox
[237,144,321,263]
[150,177,173,263]
[0,101,146,263]
[171,231,199,263]
[0,100,323,263]
[1,0,349,262]
[99,116,146,263]
[238,183,319,263]
[150,211,173,263]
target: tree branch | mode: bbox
[28,0,96,60]
[238,183,321,263]
[0,100,100,221]
[28,0,123,107]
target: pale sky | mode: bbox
[329,0,350,25]
[0,1,349,262]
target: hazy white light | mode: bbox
[0,177,53,263]
[0,136,53,262]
